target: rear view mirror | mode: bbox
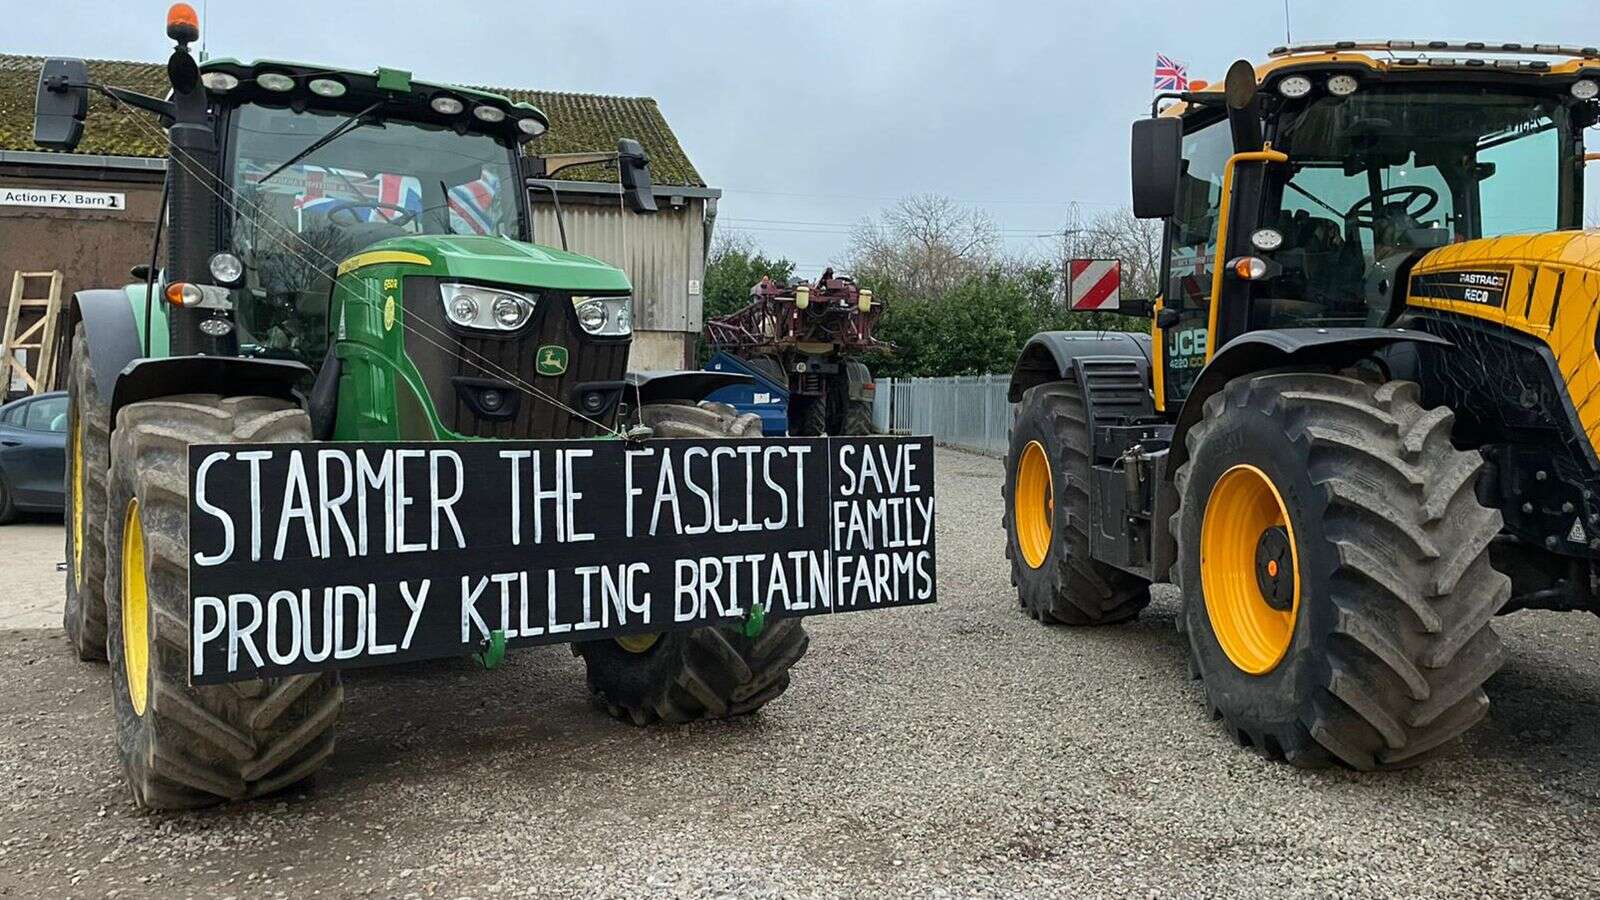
[1131,117,1182,219]
[1224,59,1263,153]
[617,138,657,214]
[34,58,89,152]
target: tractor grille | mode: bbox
[403,277,629,439]
[1077,357,1149,427]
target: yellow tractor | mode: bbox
[1004,41,1600,768]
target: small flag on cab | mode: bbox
[1154,53,1189,92]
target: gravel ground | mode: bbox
[0,518,66,629]
[1,447,1599,898]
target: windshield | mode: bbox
[225,104,524,362]
[1257,87,1574,327]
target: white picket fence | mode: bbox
[873,374,1013,456]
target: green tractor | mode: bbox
[40,6,807,808]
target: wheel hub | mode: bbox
[1200,464,1301,675]
[1013,440,1054,569]
[615,633,661,654]
[71,413,84,587]
[121,499,150,716]
[1254,525,1294,611]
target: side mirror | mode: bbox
[1223,59,1263,153]
[1131,117,1182,219]
[34,58,89,152]
[617,138,657,214]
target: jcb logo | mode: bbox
[1169,327,1208,358]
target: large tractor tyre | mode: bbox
[104,395,343,809]
[1173,374,1507,770]
[64,323,111,661]
[575,400,811,725]
[792,395,829,436]
[841,399,875,435]
[1003,381,1150,624]
[637,399,763,439]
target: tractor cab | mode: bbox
[199,60,540,365]
[35,28,660,443]
[1136,42,1598,404]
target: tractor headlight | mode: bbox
[430,94,465,115]
[1326,74,1360,97]
[447,294,478,326]
[200,71,239,92]
[255,72,295,93]
[440,283,536,331]
[1276,75,1313,99]
[573,296,632,336]
[208,251,244,287]
[492,294,530,329]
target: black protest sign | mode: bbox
[186,436,936,683]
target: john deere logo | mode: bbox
[536,345,568,376]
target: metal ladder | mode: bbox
[1,270,64,396]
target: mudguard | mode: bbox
[69,283,312,430]
[626,370,753,406]
[68,290,144,401]
[1008,331,1154,403]
[1147,326,1452,583]
[1165,327,1451,474]
[109,357,310,430]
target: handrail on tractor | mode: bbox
[1269,40,1600,60]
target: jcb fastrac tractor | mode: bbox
[1005,41,1600,769]
[40,6,810,807]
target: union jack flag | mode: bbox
[447,168,501,236]
[1154,53,1189,92]
[370,172,423,222]
[286,166,422,223]
[291,167,335,214]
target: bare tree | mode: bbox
[848,194,1000,298]
[1058,204,1163,301]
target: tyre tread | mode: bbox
[106,394,342,809]
[1176,373,1506,770]
[1003,381,1150,625]
[577,401,809,725]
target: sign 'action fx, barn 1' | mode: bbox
[186,436,936,683]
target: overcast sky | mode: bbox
[11,1,1600,273]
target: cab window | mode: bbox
[1165,120,1231,312]
[1480,124,1560,236]
[1258,87,1567,329]
[1162,118,1230,400]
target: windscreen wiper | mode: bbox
[1285,179,1345,219]
[257,100,384,186]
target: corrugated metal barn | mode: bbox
[0,54,719,383]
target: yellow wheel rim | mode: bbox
[1200,464,1301,675]
[615,633,660,654]
[71,412,84,588]
[1014,440,1054,569]
[121,499,150,716]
